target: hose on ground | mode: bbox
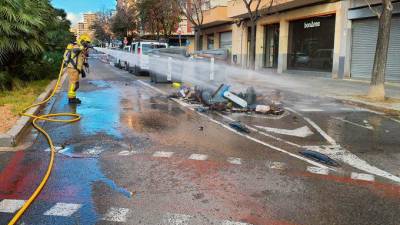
[7,62,81,225]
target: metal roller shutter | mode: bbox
[351,16,400,82]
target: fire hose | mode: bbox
[7,61,81,225]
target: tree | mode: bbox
[111,1,137,41]
[0,0,48,64]
[238,0,274,69]
[367,0,394,101]
[138,0,163,40]
[0,0,74,90]
[44,8,75,52]
[158,0,181,41]
[92,10,114,46]
[138,0,181,41]
[176,0,206,51]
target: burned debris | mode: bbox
[169,83,285,115]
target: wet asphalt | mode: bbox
[0,58,399,225]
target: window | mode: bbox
[220,31,232,49]
[207,34,214,50]
[288,14,336,72]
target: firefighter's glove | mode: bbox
[81,70,86,78]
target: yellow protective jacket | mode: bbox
[63,44,85,71]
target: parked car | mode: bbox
[148,47,189,83]
[128,41,168,75]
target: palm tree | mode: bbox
[0,0,49,64]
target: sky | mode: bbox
[51,0,116,26]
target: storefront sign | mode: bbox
[304,21,321,29]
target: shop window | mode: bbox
[288,14,335,72]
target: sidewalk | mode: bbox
[232,70,400,115]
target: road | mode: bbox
[0,58,399,225]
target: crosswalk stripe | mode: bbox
[307,166,329,175]
[102,207,130,222]
[0,199,25,213]
[153,151,174,158]
[299,108,324,112]
[163,213,192,225]
[221,220,253,225]
[268,161,286,170]
[43,203,82,217]
[351,172,375,182]
[227,157,242,165]
[188,154,208,161]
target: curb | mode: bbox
[334,97,400,116]
[0,73,67,147]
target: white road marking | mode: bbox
[307,166,329,175]
[254,125,314,138]
[299,108,324,112]
[221,220,253,225]
[102,207,130,222]
[289,106,374,145]
[305,145,400,183]
[303,117,337,145]
[0,199,25,213]
[163,213,192,225]
[189,154,208,161]
[288,107,400,183]
[215,112,302,148]
[179,100,330,169]
[332,117,373,130]
[227,157,242,165]
[351,172,375,182]
[339,107,356,111]
[43,203,82,217]
[268,161,286,170]
[118,150,138,156]
[153,151,174,158]
[390,118,400,124]
[139,82,332,170]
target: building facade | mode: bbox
[74,13,98,40]
[347,0,400,82]
[198,0,400,82]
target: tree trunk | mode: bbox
[195,27,202,51]
[249,21,256,70]
[368,0,393,101]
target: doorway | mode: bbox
[263,24,279,68]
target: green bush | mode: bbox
[0,0,73,91]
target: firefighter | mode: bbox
[64,34,91,104]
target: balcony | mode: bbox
[227,0,328,18]
[202,6,233,27]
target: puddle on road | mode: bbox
[47,146,105,158]
[88,80,112,88]
[42,144,133,224]
[121,110,180,132]
[77,89,122,139]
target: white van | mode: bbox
[129,41,168,75]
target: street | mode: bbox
[0,58,399,225]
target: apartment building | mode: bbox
[75,13,98,40]
[199,0,400,81]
